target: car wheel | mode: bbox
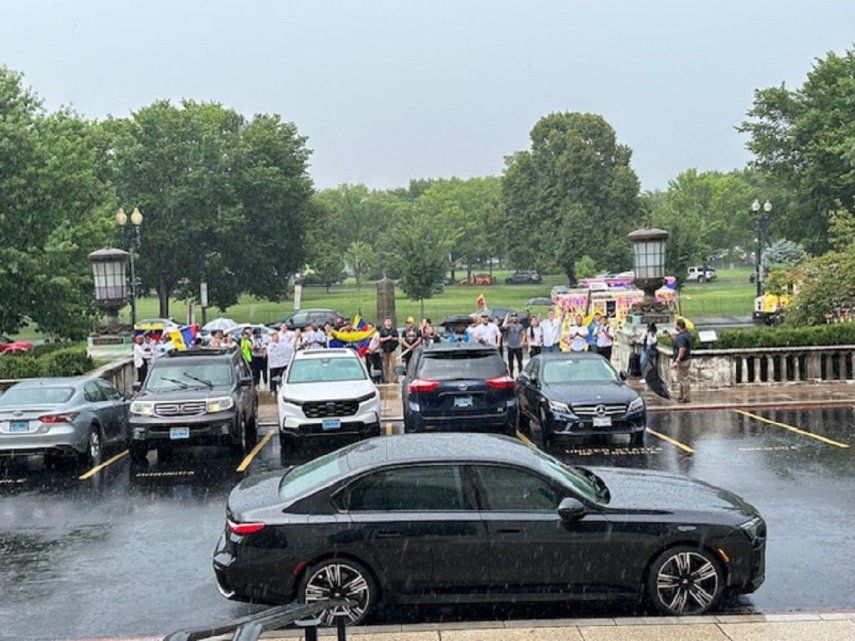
[299,558,376,626]
[129,443,149,465]
[518,411,531,436]
[79,427,102,467]
[630,431,645,448]
[538,406,554,446]
[698,276,706,283]
[230,418,248,456]
[245,409,258,443]
[280,432,300,458]
[647,546,724,616]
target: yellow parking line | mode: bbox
[516,431,536,448]
[78,449,129,480]
[736,409,850,448]
[645,428,694,454]
[236,430,274,472]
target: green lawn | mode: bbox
[13,268,758,339]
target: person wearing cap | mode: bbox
[503,313,526,376]
[401,316,421,370]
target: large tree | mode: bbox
[392,212,450,317]
[501,112,641,282]
[739,48,855,254]
[0,67,113,339]
[107,101,312,316]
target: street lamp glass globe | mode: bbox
[115,208,128,226]
[751,199,761,212]
[763,200,773,213]
[130,207,143,226]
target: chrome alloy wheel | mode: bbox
[88,429,102,461]
[303,562,371,625]
[656,551,719,614]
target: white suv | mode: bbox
[277,349,381,450]
[686,266,717,282]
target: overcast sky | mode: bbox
[1,1,853,191]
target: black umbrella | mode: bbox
[440,314,475,327]
[641,347,671,399]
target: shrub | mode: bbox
[0,347,93,379]
[0,355,42,379]
[658,324,855,350]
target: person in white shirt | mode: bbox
[278,323,297,349]
[541,309,562,353]
[469,315,490,345]
[132,335,148,383]
[485,317,502,349]
[593,314,615,362]
[266,332,294,395]
[562,315,589,352]
[528,317,544,357]
[301,323,326,350]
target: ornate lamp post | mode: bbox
[88,248,130,334]
[752,199,772,297]
[628,227,670,324]
[115,207,143,327]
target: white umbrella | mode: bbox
[202,318,238,333]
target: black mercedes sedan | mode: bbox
[213,434,765,624]
[517,352,646,446]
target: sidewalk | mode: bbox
[262,612,855,641]
[631,380,855,412]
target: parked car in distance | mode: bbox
[550,284,570,296]
[213,433,766,623]
[458,273,496,286]
[278,349,380,453]
[128,348,258,462]
[280,308,343,330]
[505,270,542,284]
[0,377,129,465]
[474,307,531,328]
[517,352,646,447]
[686,266,717,283]
[401,343,517,435]
[0,335,33,354]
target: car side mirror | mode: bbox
[517,372,529,384]
[123,391,134,401]
[394,365,405,376]
[558,497,587,521]
[619,370,628,381]
[240,375,253,387]
[132,382,142,393]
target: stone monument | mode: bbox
[376,273,396,327]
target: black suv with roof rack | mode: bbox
[400,343,517,435]
[128,349,258,463]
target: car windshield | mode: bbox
[288,357,366,383]
[279,446,354,503]
[418,353,505,381]
[146,362,232,390]
[542,358,617,384]
[0,387,75,406]
[530,448,600,503]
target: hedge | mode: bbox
[659,323,855,350]
[0,347,94,379]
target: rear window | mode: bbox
[279,446,354,503]
[418,352,505,380]
[288,357,366,383]
[0,387,75,406]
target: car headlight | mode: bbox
[739,516,764,540]
[129,401,155,416]
[627,396,645,414]
[355,391,378,403]
[280,397,303,406]
[207,396,235,413]
[549,400,573,414]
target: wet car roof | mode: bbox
[345,433,536,471]
[11,377,84,387]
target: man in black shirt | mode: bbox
[378,317,400,384]
[670,319,692,402]
[401,316,421,371]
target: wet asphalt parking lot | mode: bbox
[0,406,852,640]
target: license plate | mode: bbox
[593,417,612,427]
[9,421,30,433]
[322,418,341,430]
[454,396,473,408]
[170,427,190,439]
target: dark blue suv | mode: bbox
[401,344,517,435]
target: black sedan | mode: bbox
[517,352,646,446]
[213,434,765,624]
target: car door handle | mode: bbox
[376,530,403,539]
[497,528,522,534]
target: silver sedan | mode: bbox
[0,377,130,465]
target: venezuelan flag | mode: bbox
[167,325,197,351]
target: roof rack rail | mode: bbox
[162,598,354,641]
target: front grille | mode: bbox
[155,401,206,417]
[571,403,626,417]
[302,400,359,418]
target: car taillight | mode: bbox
[409,378,440,393]
[226,520,266,535]
[486,375,515,390]
[38,412,80,424]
